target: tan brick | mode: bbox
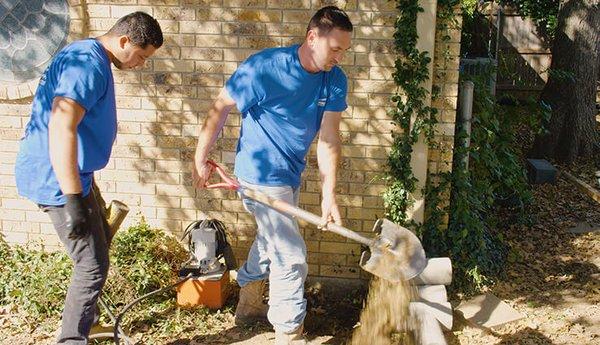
[195,35,238,48]
[157,111,198,124]
[181,47,223,61]
[138,148,179,161]
[117,122,141,134]
[156,184,195,196]
[2,198,37,211]
[0,230,28,244]
[154,60,195,72]
[141,123,182,136]
[164,34,196,47]
[239,36,281,49]
[0,129,22,140]
[223,0,266,7]
[179,20,226,34]
[155,85,197,98]
[348,183,385,196]
[185,73,224,87]
[224,22,266,36]
[86,4,111,17]
[307,252,347,265]
[154,7,195,20]
[353,106,391,120]
[0,140,19,152]
[0,209,26,221]
[223,48,258,62]
[116,96,142,109]
[371,12,396,26]
[265,23,305,36]
[267,0,310,9]
[156,207,197,220]
[113,158,154,172]
[143,72,182,88]
[319,241,361,255]
[110,5,153,18]
[181,197,221,210]
[88,18,114,31]
[142,98,183,111]
[282,10,311,23]
[236,9,282,22]
[25,211,51,223]
[99,170,139,182]
[355,53,395,67]
[320,265,360,279]
[117,182,155,195]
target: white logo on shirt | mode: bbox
[317,98,327,107]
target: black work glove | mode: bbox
[64,193,91,240]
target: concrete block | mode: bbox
[456,293,524,329]
[411,258,452,285]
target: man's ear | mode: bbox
[307,29,318,47]
[118,35,129,49]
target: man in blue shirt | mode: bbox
[193,6,352,344]
[14,12,162,344]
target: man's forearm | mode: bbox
[194,92,234,163]
[317,137,341,193]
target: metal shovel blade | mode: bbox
[359,218,427,282]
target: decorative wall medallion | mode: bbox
[0,0,86,100]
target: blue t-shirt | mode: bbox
[226,45,348,187]
[15,39,116,205]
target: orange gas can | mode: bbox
[176,270,231,309]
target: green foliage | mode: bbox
[0,221,188,332]
[388,0,552,292]
[420,67,550,291]
[384,0,457,225]
[106,221,187,299]
[0,235,72,326]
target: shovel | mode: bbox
[204,160,427,282]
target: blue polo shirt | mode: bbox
[226,45,348,187]
[15,39,116,205]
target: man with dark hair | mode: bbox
[193,6,352,344]
[14,12,162,344]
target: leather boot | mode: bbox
[234,280,268,325]
[275,324,307,345]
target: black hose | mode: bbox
[113,273,193,345]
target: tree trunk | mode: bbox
[531,0,599,163]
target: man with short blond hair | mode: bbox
[193,6,353,344]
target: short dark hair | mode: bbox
[307,6,353,35]
[108,11,163,48]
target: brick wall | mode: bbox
[0,0,461,280]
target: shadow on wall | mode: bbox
[100,1,412,276]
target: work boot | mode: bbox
[234,280,269,325]
[275,324,307,345]
[89,322,115,339]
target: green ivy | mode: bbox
[387,0,551,291]
[420,67,550,291]
[384,0,459,225]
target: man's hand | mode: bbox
[64,193,91,240]
[320,191,342,227]
[192,88,236,190]
[192,159,213,189]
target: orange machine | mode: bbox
[176,269,231,309]
[177,219,236,309]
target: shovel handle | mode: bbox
[204,160,376,248]
[241,187,376,248]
